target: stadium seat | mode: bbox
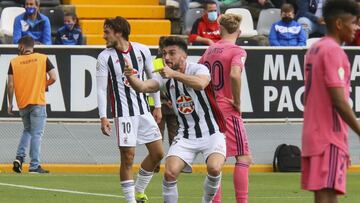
[306,37,321,47]
[225,8,258,37]
[0,1,21,8]
[39,0,60,7]
[40,6,64,36]
[0,6,25,36]
[184,8,204,34]
[236,38,261,46]
[256,8,281,36]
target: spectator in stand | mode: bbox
[269,3,306,46]
[174,0,221,34]
[189,0,221,45]
[270,0,297,9]
[13,0,52,45]
[55,13,83,45]
[221,0,275,20]
[296,0,326,37]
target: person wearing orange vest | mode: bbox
[7,36,57,174]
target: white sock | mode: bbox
[162,179,178,203]
[202,173,221,203]
[135,167,154,193]
[121,180,136,203]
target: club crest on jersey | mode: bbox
[338,67,345,80]
[176,95,194,114]
[123,69,139,87]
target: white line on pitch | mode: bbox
[0,182,124,198]
[0,182,312,200]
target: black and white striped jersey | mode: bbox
[96,42,157,118]
[155,61,226,139]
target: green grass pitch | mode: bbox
[0,172,359,202]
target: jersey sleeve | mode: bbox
[231,49,247,70]
[194,63,210,76]
[142,46,155,78]
[96,51,109,118]
[323,48,346,88]
[96,52,109,77]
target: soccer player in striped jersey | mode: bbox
[124,36,226,203]
[96,17,164,203]
[199,13,251,203]
[302,1,360,202]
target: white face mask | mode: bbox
[207,11,218,22]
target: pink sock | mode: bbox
[212,184,221,203]
[233,161,249,203]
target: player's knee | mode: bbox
[207,164,222,176]
[120,151,135,166]
[151,150,164,163]
[236,155,252,165]
[164,169,178,181]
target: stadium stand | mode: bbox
[183,7,204,35]
[63,0,171,45]
[256,8,281,36]
[306,37,320,47]
[40,6,64,37]
[225,8,258,37]
[0,6,25,43]
[39,0,60,7]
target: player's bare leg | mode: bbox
[203,153,225,203]
[134,139,164,202]
[163,156,186,203]
[119,147,136,203]
[315,189,338,203]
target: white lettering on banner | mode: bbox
[70,55,97,112]
[264,86,304,112]
[264,55,285,80]
[46,55,66,111]
[351,55,360,80]
[286,55,303,80]
[295,86,304,111]
[264,54,303,81]
[241,68,253,112]
[277,86,294,112]
[356,87,360,111]
[0,55,16,110]
[264,86,278,112]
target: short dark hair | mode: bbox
[281,3,294,13]
[18,36,34,48]
[203,0,217,9]
[162,36,188,53]
[323,0,360,30]
[104,16,131,41]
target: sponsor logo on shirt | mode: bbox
[338,67,345,80]
[176,95,194,114]
[20,20,29,32]
[123,69,138,87]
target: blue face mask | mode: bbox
[25,7,36,15]
[207,11,218,22]
[65,23,75,30]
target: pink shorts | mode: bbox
[301,144,349,195]
[225,114,250,157]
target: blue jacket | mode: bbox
[55,26,83,45]
[13,12,52,45]
[269,20,307,46]
[296,0,319,22]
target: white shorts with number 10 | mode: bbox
[114,112,162,147]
